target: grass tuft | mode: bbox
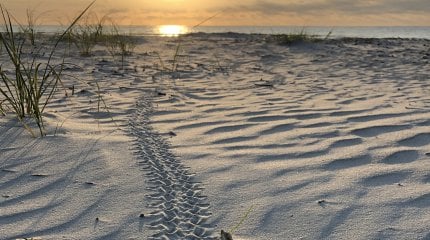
[18,8,43,46]
[104,23,136,69]
[270,28,332,45]
[0,1,96,137]
[70,12,106,56]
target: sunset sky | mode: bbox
[2,0,429,26]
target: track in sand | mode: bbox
[129,97,216,239]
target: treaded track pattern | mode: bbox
[129,97,216,239]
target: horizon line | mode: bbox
[25,24,430,28]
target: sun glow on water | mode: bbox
[158,25,188,36]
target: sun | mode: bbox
[158,25,188,36]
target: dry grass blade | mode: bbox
[228,205,254,234]
[0,99,7,115]
[55,1,96,49]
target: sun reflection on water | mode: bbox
[157,25,189,37]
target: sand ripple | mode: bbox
[146,36,430,239]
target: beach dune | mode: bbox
[1,33,430,239]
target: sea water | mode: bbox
[35,25,430,39]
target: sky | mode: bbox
[1,0,429,26]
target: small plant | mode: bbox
[153,43,187,74]
[323,29,333,40]
[158,12,221,74]
[70,26,97,56]
[171,42,183,72]
[271,28,333,45]
[219,205,254,240]
[21,8,40,46]
[0,1,95,137]
[273,30,317,45]
[9,8,42,46]
[70,12,107,56]
[105,24,136,69]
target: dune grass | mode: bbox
[271,28,332,45]
[16,8,43,46]
[0,3,138,136]
[153,13,221,74]
[0,1,96,137]
[70,13,107,56]
[104,23,136,69]
[69,13,137,61]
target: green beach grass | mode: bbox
[0,1,96,137]
[271,28,332,45]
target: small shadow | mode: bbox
[139,217,145,232]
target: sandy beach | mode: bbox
[1,33,430,239]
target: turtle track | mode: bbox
[129,97,216,239]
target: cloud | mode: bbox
[218,0,430,16]
[104,8,129,15]
[2,0,428,26]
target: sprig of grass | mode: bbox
[0,99,6,115]
[228,205,254,234]
[24,9,38,45]
[20,8,43,46]
[0,1,96,137]
[219,205,254,240]
[70,12,107,56]
[273,29,317,45]
[271,28,333,45]
[171,43,182,72]
[324,29,333,40]
[155,12,222,74]
[53,111,74,136]
[9,8,44,46]
[70,26,97,56]
[104,23,136,69]
[93,80,119,130]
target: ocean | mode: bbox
[35,25,430,39]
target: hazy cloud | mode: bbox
[2,0,428,26]
[105,8,129,15]
[220,0,430,15]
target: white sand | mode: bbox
[1,34,430,239]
